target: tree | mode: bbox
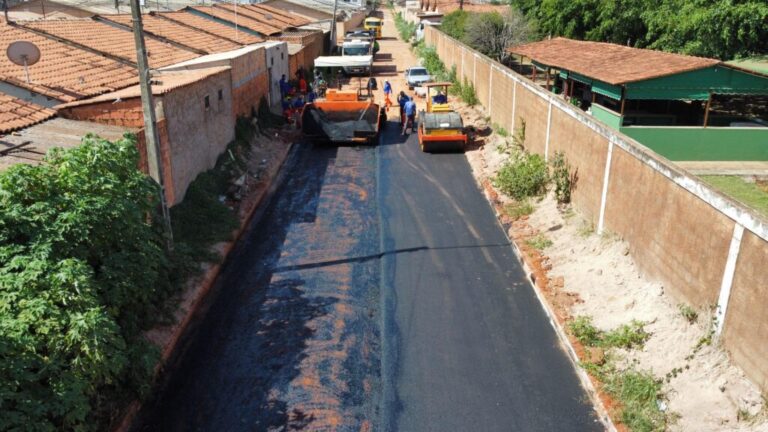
[0,134,172,430]
[441,10,469,40]
[462,8,535,62]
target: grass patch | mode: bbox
[525,233,553,250]
[569,316,650,349]
[573,316,665,430]
[701,175,768,217]
[577,222,595,237]
[602,366,668,432]
[494,123,509,137]
[503,200,535,219]
[678,304,698,324]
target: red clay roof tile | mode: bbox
[99,14,243,54]
[154,11,264,45]
[250,3,311,27]
[509,37,721,85]
[21,18,198,68]
[189,6,282,35]
[0,92,56,133]
[0,23,138,101]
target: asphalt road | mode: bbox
[133,121,600,431]
[378,125,600,431]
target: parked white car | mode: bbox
[405,66,432,89]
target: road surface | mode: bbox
[132,10,601,432]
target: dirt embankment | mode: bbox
[456,99,768,431]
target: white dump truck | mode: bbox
[341,39,373,75]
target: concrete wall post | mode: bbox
[715,224,745,337]
[511,80,517,136]
[488,65,494,118]
[597,138,615,234]
[544,99,553,161]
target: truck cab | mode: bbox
[341,39,373,74]
[363,17,383,38]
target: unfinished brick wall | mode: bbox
[162,69,234,204]
[58,99,145,127]
[425,26,768,393]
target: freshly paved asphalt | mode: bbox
[378,125,600,431]
[134,121,601,431]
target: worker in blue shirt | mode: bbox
[383,80,393,110]
[402,96,416,135]
[397,91,408,124]
[279,74,291,98]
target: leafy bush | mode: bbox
[0,134,172,431]
[460,77,479,106]
[441,9,469,40]
[394,12,417,41]
[416,45,447,78]
[494,152,548,199]
[604,321,651,349]
[550,151,572,204]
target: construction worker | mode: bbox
[397,91,408,125]
[279,74,291,99]
[402,96,416,135]
[383,80,393,111]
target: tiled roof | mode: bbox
[220,4,311,29]
[0,93,56,133]
[98,14,243,54]
[250,3,312,27]
[154,11,264,45]
[21,18,198,68]
[509,37,721,85]
[55,66,231,108]
[189,6,282,35]
[0,22,138,101]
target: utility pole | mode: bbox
[329,0,338,54]
[129,0,173,250]
[3,0,9,22]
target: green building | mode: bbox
[509,38,768,161]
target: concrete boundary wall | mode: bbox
[424,26,768,392]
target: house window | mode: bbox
[204,95,210,109]
[271,57,274,66]
[218,89,223,101]
[281,52,284,60]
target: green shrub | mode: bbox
[604,321,651,349]
[460,77,479,106]
[494,152,548,199]
[394,12,418,41]
[550,151,572,204]
[441,9,469,39]
[0,134,173,431]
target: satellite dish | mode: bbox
[6,41,40,84]
[7,41,41,66]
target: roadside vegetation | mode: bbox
[0,118,266,430]
[569,316,668,431]
[393,11,417,42]
[700,175,768,218]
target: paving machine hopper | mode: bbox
[417,82,467,153]
[301,89,384,145]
